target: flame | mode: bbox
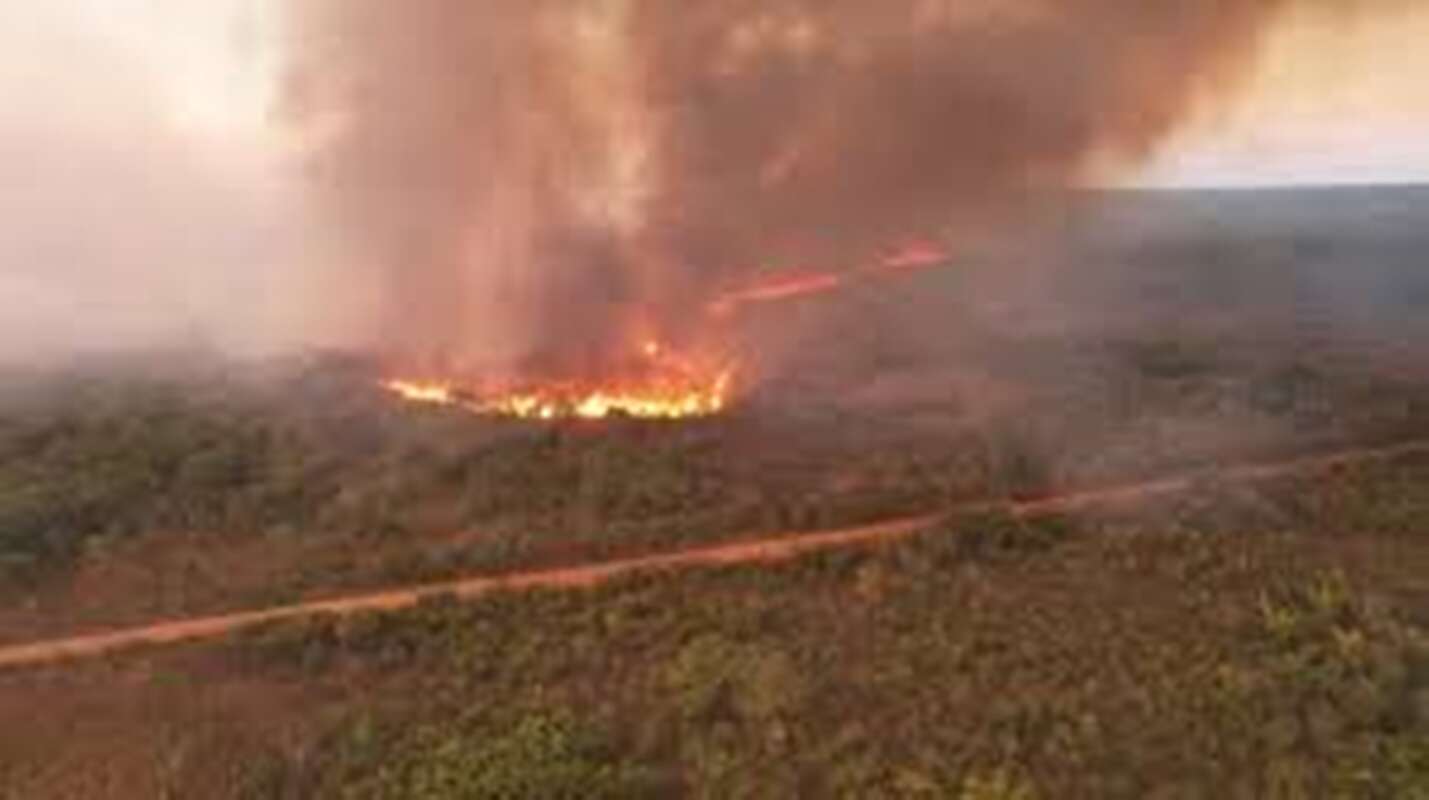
[879,241,947,271]
[384,240,945,418]
[709,241,948,317]
[384,380,459,405]
[707,272,844,316]
[484,372,733,421]
[383,340,736,421]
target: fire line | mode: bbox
[383,339,736,421]
[708,241,949,317]
[383,241,947,419]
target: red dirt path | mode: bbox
[2,440,1425,671]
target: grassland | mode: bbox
[4,306,1429,646]
[1,448,1427,798]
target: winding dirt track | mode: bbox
[2,440,1427,671]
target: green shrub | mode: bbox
[359,713,653,800]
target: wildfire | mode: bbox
[384,240,947,420]
[709,241,948,317]
[384,380,459,405]
[707,273,844,316]
[481,373,733,420]
[382,341,736,421]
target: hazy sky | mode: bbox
[1138,3,1429,186]
[0,1,329,360]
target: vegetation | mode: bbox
[2,192,1429,794]
[348,712,658,799]
[3,309,1429,640]
[1,454,1426,797]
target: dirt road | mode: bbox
[2,440,1425,671]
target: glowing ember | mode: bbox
[707,273,844,316]
[878,241,947,271]
[384,380,459,405]
[709,242,949,317]
[383,341,736,421]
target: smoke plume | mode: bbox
[283,0,1379,377]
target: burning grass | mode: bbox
[707,241,949,317]
[383,340,737,421]
[378,243,951,420]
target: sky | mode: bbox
[1138,2,1429,187]
[0,1,324,360]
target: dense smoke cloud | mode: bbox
[284,0,1390,376]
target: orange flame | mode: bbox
[383,340,736,421]
[383,380,459,405]
[709,241,948,317]
[707,272,844,316]
[482,372,733,421]
[384,241,944,418]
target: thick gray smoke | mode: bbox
[283,0,1389,378]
